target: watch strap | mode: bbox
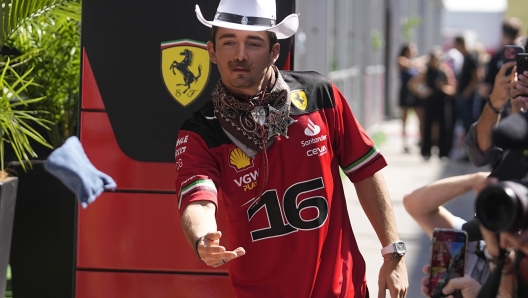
[381,242,395,255]
[381,240,405,256]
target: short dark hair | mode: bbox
[454,36,465,46]
[502,17,523,40]
[399,44,411,57]
[210,26,278,52]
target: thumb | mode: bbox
[204,231,222,244]
[441,276,466,295]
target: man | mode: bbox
[465,59,528,168]
[175,0,408,297]
[403,172,490,286]
[481,18,523,99]
[453,36,479,136]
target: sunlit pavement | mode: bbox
[344,114,489,298]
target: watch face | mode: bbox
[395,242,406,254]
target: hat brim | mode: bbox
[196,5,298,39]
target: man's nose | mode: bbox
[234,44,248,61]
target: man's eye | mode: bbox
[249,43,260,47]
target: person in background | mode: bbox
[481,18,523,101]
[453,36,479,138]
[465,61,528,167]
[398,43,425,153]
[408,48,456,160]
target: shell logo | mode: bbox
[229,147,254,172]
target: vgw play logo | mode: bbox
[161,39,210,106]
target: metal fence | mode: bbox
[328,65,385,128]
[295,0,443,130]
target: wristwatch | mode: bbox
[381,240,407,257]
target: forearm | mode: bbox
[404,173,479,215]
[476,106,500,152]
[403,173,485,236]
[181,201,218,246]
[354,171,399,246]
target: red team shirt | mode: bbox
[175,71,387,298]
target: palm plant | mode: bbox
[0,0,81,171]
[9,7,81,147]
[0,55,53,172]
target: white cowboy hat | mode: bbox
[195,0,299,39]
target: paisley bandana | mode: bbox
[213,67,295,152]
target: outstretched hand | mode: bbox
[378,256,408,297]
[196,231,245,267]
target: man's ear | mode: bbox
[270,43,280,64]
[207,41,217,64]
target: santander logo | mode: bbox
[304,119,321,136]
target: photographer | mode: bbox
[419,101,528,297]
[404,173,491,286]
[465,60,528,167]
[413,175,518,298]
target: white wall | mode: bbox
[442,11,504,52]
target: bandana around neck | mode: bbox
[213,67,296,152]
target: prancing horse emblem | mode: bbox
[170,49,202,94]
[161,39,210,107]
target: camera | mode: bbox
[476,179,528,233]
[474,111,528,233]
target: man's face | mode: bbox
[207,27,280,96]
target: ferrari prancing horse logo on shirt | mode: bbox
[290,89,308,110]
[161,39,210,106]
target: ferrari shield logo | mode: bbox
[290,89,308,110]
[161,39,210,106]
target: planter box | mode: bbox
[0,177,18,297]
[8,161,76,298]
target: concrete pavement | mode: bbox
[345,114,489,298]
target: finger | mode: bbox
[204,231,223,243]
[420,277,430,297]
[441,277,464,294]
[203,245,227,254]
[378,279,387,298]
[421,276,430,287]
[422,264,430,274]
[377,286,386,298]
[234,247,246,257]
[497,61,516,78]
[510,65,518,81]
[420,285,429,297]
[516,83,528,95]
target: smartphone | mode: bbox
[517,53,528,97]
[428,229,468,298]
[503,45,525,76]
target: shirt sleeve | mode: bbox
[464,122,503,167]
[175,130,220,216]
[328,84,387,182]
